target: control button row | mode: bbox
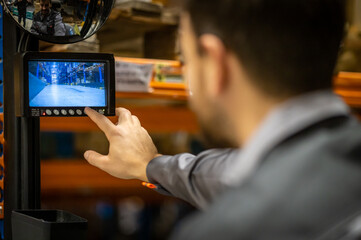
[44,109,85,116]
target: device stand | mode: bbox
[3,17,89,240]
[19,117,41,210]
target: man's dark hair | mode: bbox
[182,0,346,98]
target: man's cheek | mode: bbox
[188,93,201,114]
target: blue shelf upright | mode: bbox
[0,5,4,240]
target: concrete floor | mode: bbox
[29,84,106,107]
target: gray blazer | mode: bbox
[171,116,361,239]
[147,149,240,209]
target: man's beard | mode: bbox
[197,106,238,149]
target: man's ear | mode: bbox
[198,34,228,97]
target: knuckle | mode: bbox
[88,155,107,170]
[87,155,98,166]
[132,115,140,122]
[123,110,132,118]
[117,107,131,115]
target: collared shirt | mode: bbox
[147,90,351,209]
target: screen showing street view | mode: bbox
[28,60,106,107]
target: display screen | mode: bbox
[28,60,106,107]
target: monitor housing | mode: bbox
[15,52,115,117]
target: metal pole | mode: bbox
[18,35,40,211]
[19,116,41,210]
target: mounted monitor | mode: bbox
[15,52,115,117]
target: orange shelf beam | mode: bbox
[116,88,188,100]
[334,72,361,108]
[41,160,167,200]
[40,105,198,133]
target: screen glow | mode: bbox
[28,61,106,107]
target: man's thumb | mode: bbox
[84,150,107,169]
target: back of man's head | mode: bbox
[181,0,346,98]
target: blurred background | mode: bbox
[37,0,361,239]
[338,0,361,72]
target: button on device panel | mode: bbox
[98,109,105,115]
[61,109,67,115]
[45,109,52,116]
[53,109,60,116]
[76,109,83,115]
[69,109,75,115]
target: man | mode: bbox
[30,0,65,36]
[14,0,31,27]
[84,0,361,238]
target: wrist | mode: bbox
[139,160,150,182]
[153,154,162,159]
[138,154,162,182]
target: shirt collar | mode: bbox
[225,90,351,185]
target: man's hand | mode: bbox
[84,107,159,182]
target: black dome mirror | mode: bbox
[2,0,114,44]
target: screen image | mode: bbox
[28,61,106,107]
